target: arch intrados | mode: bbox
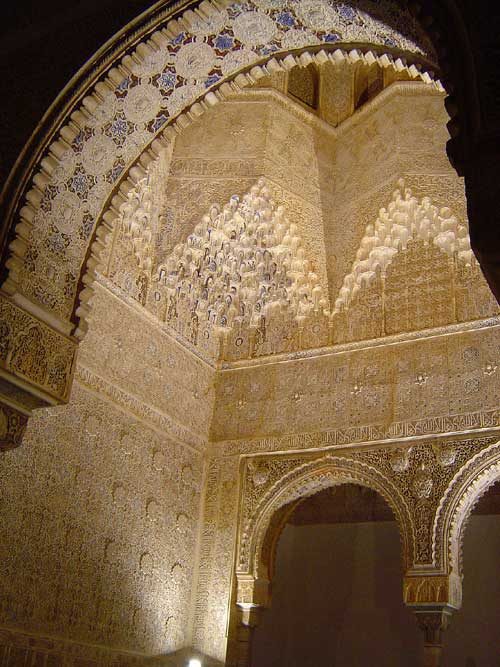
[240,457,413,581]
[261,482,396,586]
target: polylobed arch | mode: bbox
[230,453,414,667]
[236,455,413,586]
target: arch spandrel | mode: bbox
[235,436,500,591]
[237,454,414,581]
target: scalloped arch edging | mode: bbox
[237,454,414,581]
[433,440,500,577]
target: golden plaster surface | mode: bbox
[1,58,500,667]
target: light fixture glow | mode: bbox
[188,660,202,667]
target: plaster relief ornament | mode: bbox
[11,0,439,322]
[129,47,173,79]
[412,464,434,499]
[390,446,413,473]
[232,10,278,46]
[52,191,82,235]
[166,82,204,116]
[335,179,474,313]
[433,443,457,467]
[88,90,121,128]
[122,82,164,125]
[248,460,270,486]
[152,178,329,361]
[80,133,118,176]
[296,0,340,31]
[280,28,321,50]
[188,8,229,36]
[174,42,217,80]
[221,48,258,76]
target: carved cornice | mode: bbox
[232,80,443,140]
[215,410,500,455]
[220,318,500,370]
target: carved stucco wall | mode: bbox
[0,282,205,665]
[1,47,500,667]
[211,324,500,441]
[326,85,459,301]
[79,282,215,443]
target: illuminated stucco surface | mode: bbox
[0,9,499,666]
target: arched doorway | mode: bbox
[442,480,500,666]
[251,483,420,667]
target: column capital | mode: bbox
[403,573,462,610]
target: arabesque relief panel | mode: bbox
[326,87,455,300]
[211,324,500,441]
[0,379,203,659]
[80,282,215,443]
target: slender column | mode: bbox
[234,605,263,667]
[229,575,270,667]
[414,609,452,667]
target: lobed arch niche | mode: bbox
[226,454,414,667]
[251,484,417,667]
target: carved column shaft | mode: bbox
[231,606,263,667]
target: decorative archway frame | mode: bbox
[2,0,442,334]
[231,436,500,618]
[434,439,500,580]
[235,453,413,598]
